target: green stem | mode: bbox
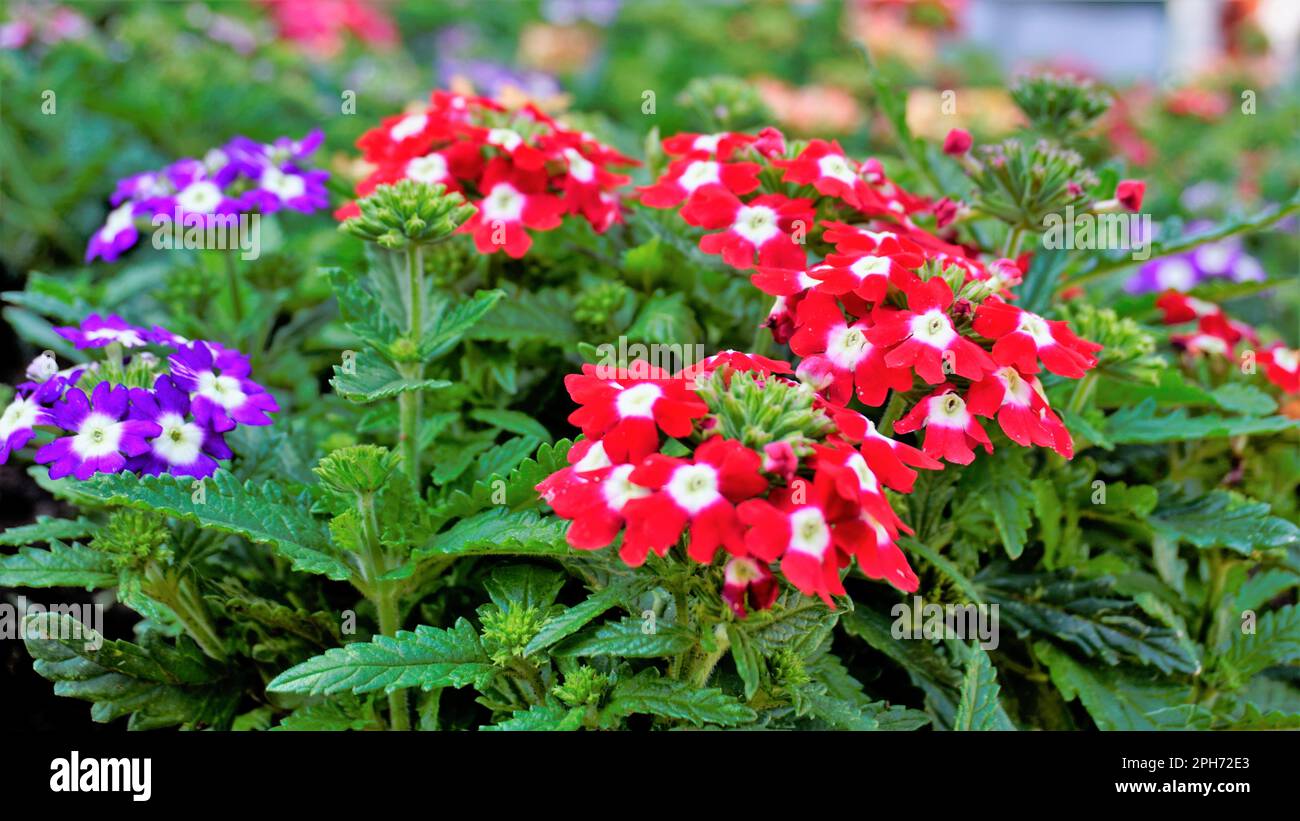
[1066,370,1099,416]
[358,491,410,731]
[1000,226,1026,259]
[685,624,730,689]
[398,245,426,483]
[144,565,226,661]
[223,250,244,324]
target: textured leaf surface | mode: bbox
[953,647,1015,730]
[602,669,755,727]
[0,540,116,589]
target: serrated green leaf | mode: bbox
[421,289,505,359]
[602,669,755,727]
[266,618,495,696]
[1213,604,1300,688]
[0,540,116,589]
[468,408,550,440]
[0,515,97,546]
[1148,485,1299,555]
[726,623,762,701]
[553,617,694,658]
[1035,641,1199,730]
[486,701,586,731]
[416,508,570,560]
[953,647,1015,730]
[484,565,565,612]
[62,470,351,581]
[525,580,637,655]
[1104,398,1300,444]
[331,350,452,402]
[23,613,234,730]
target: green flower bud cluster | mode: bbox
[552,666,609,708]
[693,368,835,450]
[314,444,401,497]
[677,75,773,131]
[574,281,633,329]
[1055,302,1164,383]
[1011,73,1113,138]
[341,180,477,249]
[479,603,551,666]
[967,138,1099,230]
[91,510,172,570]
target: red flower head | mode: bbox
[661,131,757,161]
[1260,344,1300,394]
[966,366,1074,458]
[621,436,768,565]
[773,139,871,208]
[808,233,926,303]
[549,463,652,552]
[942,128,973,156]
[458,158,564,257]
[637,153,761,208]
[676,349,792,384]
[752,126,787,159]
[680,190,814,270]
[1155,290,1220,325]
[790,292,914,406]
[563,363,708,461]
[867,277,997,384]
[972,297,1102,378]
[826,405,942,493]
[1116,179,1146,211]
[721,556,780,618]
[736,482,849,606]
[1172,312,1241,358]
[893,386,993,465]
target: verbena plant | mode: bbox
[2,74,1298,732]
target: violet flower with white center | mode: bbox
[0,391,51,465]
[243,166,330,213]
[168,341,279,432]
[128,376,231,479]
[55,314,151,349]
[34,382,161,480]
[84,202,143,263]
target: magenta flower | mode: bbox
[55,314,151,349]
[34,382,161,480]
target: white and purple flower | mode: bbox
[55,314,151,349]
[168,341,279,431]
[128,376,231,478]
[34,382,161,480]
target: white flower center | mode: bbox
[261,167,306,200]
[0,396,40,439]
[406,153,448,184]
[996,367,1033,406]
[389,113,428,141]
[101,203,136,238]
[845,453,878,493]
[574,440,612,472]
[692,134,722,153]
[817,154,856,183]
[848,255,891,281]
[615,383,662,419]
[1271,348,1299,372]
[826,324,872,369]
[71,412,123,458]
[153,412,204,466]
[787,507,830,559]
[197,371,247,410]
[488,128,523,151]
[602,464,650,511]
[732,205,779,246]
[1195,243,1232,274]
[1155,258,1196,291]
[176,181,222,214]
[678,160,720,192]
[929,394,969,429]
[910,309,956,349]
[1016,312,1055,347]
[85,327,145,347]
[666,463,721,514]
[481,183,525,223]
[564,149,595,182]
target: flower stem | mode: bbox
[398,245,425,484]
[358,491,410,731]
[223,250,244,324]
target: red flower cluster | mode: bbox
[536,353,933,612]
[646,126,1104,469]
[1156,291,1298,393]
[340,90,636,257]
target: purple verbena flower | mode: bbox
[128,376,231,478]
[0,391,51,465]
[34,382,161,480]
[56,314,151,349]
[168,341,279,431]
[85,203,143,263]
